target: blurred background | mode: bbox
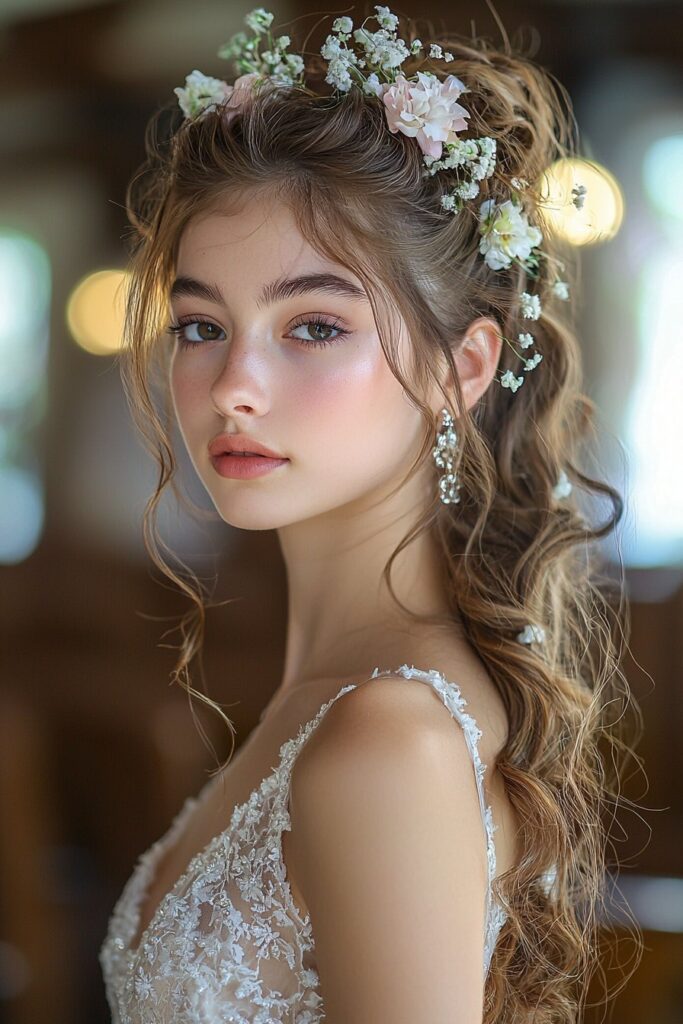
[0,0,681,1020]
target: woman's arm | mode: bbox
[287,675,490,1024]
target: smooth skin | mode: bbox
[287,673,491,1023]
[169,192,503,1021]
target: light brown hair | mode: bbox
[120,6,644,1020]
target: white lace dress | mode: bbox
[99,664,510,1023]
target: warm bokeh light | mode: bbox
[66,269,130,355]
[536,157,624,246]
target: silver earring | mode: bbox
[432,407,461,505]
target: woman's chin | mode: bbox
[209,496,301,532]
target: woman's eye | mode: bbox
[288,316,349,348]
[168,319,224,348]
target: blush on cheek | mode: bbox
[286,351,391,457]
[289,354,377,416]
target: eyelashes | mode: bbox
[166,314,351,350]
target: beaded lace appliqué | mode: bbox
[99,665,508,1022]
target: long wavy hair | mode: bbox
[119,5,644,1021]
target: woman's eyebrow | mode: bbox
[169,272,369,308]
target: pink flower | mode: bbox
[222,72,263,127]
[380,72,471,159]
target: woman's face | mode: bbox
[168,194,434,530]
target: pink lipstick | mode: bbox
[210,453,289,479]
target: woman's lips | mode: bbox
[210,453,289,479]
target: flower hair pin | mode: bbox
[174,5,585,395]
[516,623,546,645]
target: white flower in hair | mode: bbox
[518,332,534,349]
[352,27,410,73]
[523,352,543,371]
[245,7,274,33]
[517,623,546,644]
[500,370,524,392]
[380,71,471,159]
[424,137,495,189]
[174,69,233,119]
[477,198,544,271]
[363,72,384,97]
[520,291,542,319]
[325,57,356,91]
[332,16,353,34]
[552,280,570,300]
[374,4,400,31]
[552,469,573,499]
[320,34,343,59]
[454,179,481,200]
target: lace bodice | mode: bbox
[99,664,510,1023]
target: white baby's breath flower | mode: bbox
[500,370,524,392]
[552,280,570,300]
[245,7,274,34]
[523,352,543,371]
[471,137,497,180]
[332,16,353,34]
[520,291,542,319]
[362,72,383,96]
[443,51,454,62]
[455,179,480,200]
[478,199,543,271]
[374,4,399,31]
[174,69,231,119]
[518,332,534,349]
[353,27,410,71]
[321,34,343,59]
[440,194,460,212]
[284,53,304,77]
[429,43,443,58]
[269,63,298,86]
[516,624,546,644]
[410,38,423,53]
[325,56,355,91]
[552,469,573,499]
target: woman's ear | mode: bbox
[432,317,502,416]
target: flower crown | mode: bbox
[173,5,587,395]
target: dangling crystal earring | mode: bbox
[432,407,461,505]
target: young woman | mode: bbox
[100,6,640,1021]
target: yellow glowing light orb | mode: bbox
[535,158,624,246]
[66,269,130,355]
